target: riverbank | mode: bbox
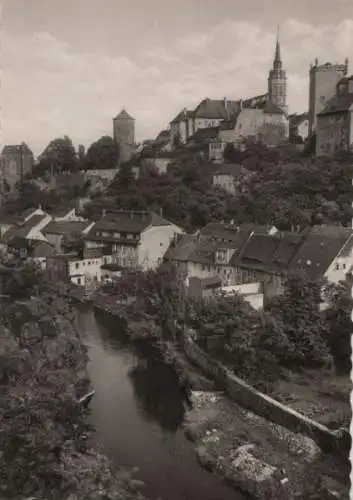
[91,295,350,499]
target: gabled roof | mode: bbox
[193,98,240,119]
[42,220,91,236]
[188,127,220,142]
[318,93,353,116]
[113,109,134,121]
[288,227,353,277]
[263,102,286,115]
[48,205,75,218]
[0,214,48,242]
[85,210,174,242]
[164,234,198,262]
[233,232,304,273]
[7,236,52,251]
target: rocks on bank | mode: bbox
[183,391,350,500]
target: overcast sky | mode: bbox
[2,0,352,155]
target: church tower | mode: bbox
[268,26,287,113]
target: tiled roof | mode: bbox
[7,236,52,252]
[164,234,198,262]
[188,127,220,142]
[0,214,48,242]
[42,220,91,236]
[0,214,24,225]
[22,208,38,219]
[318,93,353,115]
[263,102,286,115]
[193,98,240,119]
[232,232,305,273]
[114,109,134,120]
[85,210,173,241]
[288,230,353,277]
[48,205,75,217]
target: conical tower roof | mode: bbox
[114,108,134,120]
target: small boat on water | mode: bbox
[78,390,96,408]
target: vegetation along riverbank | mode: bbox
[94,263,351,499]
[0,258,150,500]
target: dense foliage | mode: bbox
[84,143,353,232]
[0,260,148,500]
[82,135,120,171]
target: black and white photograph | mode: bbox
[0,0,352,499]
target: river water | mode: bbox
[77,307,244,500]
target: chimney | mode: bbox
[314,57,318,66]
[239,98,243,110]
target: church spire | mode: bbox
[273,24,282,68]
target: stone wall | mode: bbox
[183,336,349,456]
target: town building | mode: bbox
[42,220,93,253]
[0,207,52,251]
[212,164,249,195]
[316,75,353,156]
[308,58,349,136]
[7,236,54,268]
[168,29,288,153]
[83,210,184,270]
[46,253,104,288]
[0,143,34,192]
[113,108,136,164]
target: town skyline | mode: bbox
[2,0,352,155]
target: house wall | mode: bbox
[84,168,118,182]
[151,158,170,174]
[212,174,236,194]
[297,120,309,141]
[185,261,236,286]
[209,141,227,162]
[53,208,85,222]
[68,257,103,287]
[308,62,348,134]
[234,109,289,142]
[325,238,353,284]
[45,233,64,253]
[316,112,351,156]
[138,224,184,270]
[193,118,223,134]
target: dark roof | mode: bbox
[22,207,38,219]
[288,230,353,277]
[232,232,305,273]
[188,127,220,142]
[48,205,75,217]
[114,109,134,120]
[199,276,222,289]
[318,93,353,116]
[164,234,198,261]
[1,143,33,156]
[1,214,48,242]
[193,98,240,119]
[155,130,170,141]
[42,220,91,236]
[212,163,246,177]
[263,102,286,115]
[85,211,173,242]
[7,236,52,251]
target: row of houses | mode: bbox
[164,222,353,307]
[0,206,184,289]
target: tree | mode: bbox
[324,278,352,374]
[35,136,79,175]
[267,272,332,370]
[83,136,120,171]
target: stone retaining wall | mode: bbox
[183,337,350,456]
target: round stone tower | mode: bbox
[113,109,136,164]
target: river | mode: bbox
[77,307,244,500]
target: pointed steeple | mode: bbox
[273,24,282,69]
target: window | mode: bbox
[77,277,81,285]
[343,263,346,270]
[75,262,79,269]
[335,263,340,270]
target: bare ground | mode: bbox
[183,391,350,500]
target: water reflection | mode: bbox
[128,355,187,433]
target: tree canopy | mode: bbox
[83,135,120,171]
[34,136,79,176]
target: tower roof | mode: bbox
[273,25,282,68]
[114,108,134,120]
